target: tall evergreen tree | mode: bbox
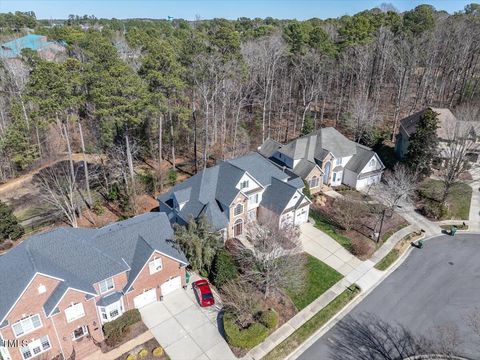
[405,109,439,177]
[0,200,24,242]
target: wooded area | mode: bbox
[0,4,479,216]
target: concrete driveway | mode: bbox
[296,234,480,359]
[139,287,235,360]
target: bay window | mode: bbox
[98,300,123,323]
[71,326,88,341]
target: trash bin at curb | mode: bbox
[186,271,191,284]
[450,226,457,236]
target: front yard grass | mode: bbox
[374,230,423,271]
[417,179,472,220]
[284,255,343,311]
[310,211,353,252]
[263,284,361,360]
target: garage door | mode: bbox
[160,276,182,296]
[134,288,157,308]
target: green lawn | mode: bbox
[285,255,343,311]
[310,211,353,252]
[418,179,472,220]
[374,249,400,271]
[263,285,361,360]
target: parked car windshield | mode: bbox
[202,293,213,300]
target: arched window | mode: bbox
[234,203,244,216]
[234,218,243,237]
[369,158,376,167]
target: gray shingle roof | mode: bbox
[399,107,457,139]
[293,159,317,178]
[158,152,299,231]
[96,292,123,307]
[261,177,304,214]
[345,144,384,174]
[258,138,282,158]
[0,212,186,323]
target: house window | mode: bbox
[65,303,85,323]
[12,314,42,338]
[369,158,376,167]
[234,219,243,237]
[234,203,244,216]
[309,176,320,188]
[71,326,88,341]
[149,257,163,274]
[20,335,50,360]
[249,193,259,205]
[240,180,249,189]
[335,158,342,165]
[99,300,123,323]
[332,172,337,182]
[37,285,46,294]
[99,277,114,294]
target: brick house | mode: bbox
[0,213,188,360]
[158,152,311,239]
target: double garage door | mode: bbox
[133,276,182,308]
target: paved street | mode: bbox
[296,234,480,360]
[139,287,235,360]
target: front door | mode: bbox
[234,219,243,237]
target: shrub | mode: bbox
[421,200,447,220]
[259,310,278,330]
[223,313,270,349]
[0,200,24,242]
[126,355,136,360]
[351,238,371,257]
[167,169,177,186]
[302,180,311,199]
[103,309,142,346]
[152,347,164,357]
[92,200,105,216]
[210,249,238,287]
[138,349,148,358]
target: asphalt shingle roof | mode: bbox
[0,212,186,323]
[345,144,384,174]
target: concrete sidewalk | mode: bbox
[468,166,480,231]
[299,222,362,276]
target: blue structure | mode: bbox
[0,34,61,59]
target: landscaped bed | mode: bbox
[263,284,361,360]
[417,179,472,220]
[440,223,469,230]
[114,338,168,360]
[310,196,408,260]
[100,309,148,353]
[374,230,423,271]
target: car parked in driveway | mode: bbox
[193,279,215,307]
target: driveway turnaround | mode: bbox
[139,288,235,360]
[296,234,480,360]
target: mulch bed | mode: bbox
[115,338,168,360]
[99,321,148,353]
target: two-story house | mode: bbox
[0,213,188,360]
[395,107,480,163]
[158,152,311,238]
[259,127,385,192]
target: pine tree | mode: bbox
[0,200,24,242]
[405,109,439,177]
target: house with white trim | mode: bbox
[0,213,187,360]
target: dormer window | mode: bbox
[335,158,342,165]
[234,203,244,216]
[240,180,249,189]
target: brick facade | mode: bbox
[0,252,185,360]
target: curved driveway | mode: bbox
[297,234,480,359]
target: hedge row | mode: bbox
[224,309,278,349]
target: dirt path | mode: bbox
[0,153,103,198]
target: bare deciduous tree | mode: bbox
[220,280,261,328]
[331,198,367,232]
[38,162,80,228]
[238,220,306,299]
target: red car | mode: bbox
[193,279,215,307]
